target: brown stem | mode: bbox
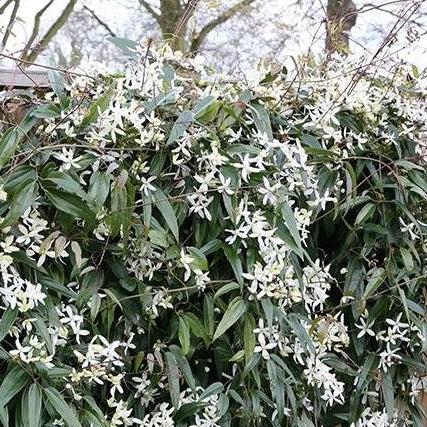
[190,0,256,53]
[83,5,116,37]
[1,0,20,50]
[22,0,78,64]
[20,0,55,60]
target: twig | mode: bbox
[83,5,117,38]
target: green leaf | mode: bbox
[0,405,8,427]
[244,313,256,362]
[251,103,273,140]
[87,171,110,211]
[213,297,246,341]
[45,188,93,220]
[175,402,208,422]
[223,246,243,285]
[0,366,29,407]
[167,110,194,145]
[43,171,86,199]
[22,383,42,427]
[44,387,82,427]
[165,352,180,410]
[229,349,245,362]
[281,203,303,257]
[107,36,137,57]
[355,203,375,225]
[267,360,285,422]
[382,371,394,419]
[285,313,315,353]
[0,129,21,170]
[38,276,78,300]
[48,70,69,109]
[178,317,190,355]
[199,382,224,400]
[183,313,206,340]
[0,308,17,341]
[152,187,179,241]
[80,88,113,129]
[204,295,215,338]
[193,96,216,118]
[3,165,37,192]
[2,181,38,228]
[364,267,386,298]
[188,247,208,271]
[214,282,240,300]
[400,247,414,271]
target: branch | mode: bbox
[190,0,256,52]
[174,0,200,38]
[22,0,77,63]
[1,0,19,49]
[20,0,55,60]
[138,0,161,23]
[0,0,14,15]
[83,5,116,37]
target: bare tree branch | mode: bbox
[174,0,200,37]
[83,5,116,37]
[138,0,161,23]
[0,0,14,16]
[1,0,19,50]
[190,0,256,52]
[20,0,55,60]
[22,0,78,63]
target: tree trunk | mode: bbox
[158,0,186,52]
[325,0,357,56]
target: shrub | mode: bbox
[0,44,426,427]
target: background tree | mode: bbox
[325,0,357,55]
[138,0,256,53]
[0,0,426,74]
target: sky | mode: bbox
[0,0,427,74]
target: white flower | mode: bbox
[379,343,402,372]
[304,355,345,406]
[232,154,264,182]
[356,317,375,339]
[194,269,210,291]
[0,236,19,253]
[139,176,157,196]
[187,189,213,221]
[0,185,7,201]
[9,338,33,363]
[398,217,419,240]
[53,147,83,171]
[225,224,250,245]
[180,249,194,282]
[258,176,280,205]
[254,332,277,359]
[217,173,234,195]
[59,305,90,344]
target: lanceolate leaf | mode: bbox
[44,188,93,221]
[22,383,42,427]
[213,297,246,341]
[0,366,29,407]
[280,203,303,257]
[2,181,38,228]
[44,387,82,427]
[0,308,18,341]
[152,187,179,241]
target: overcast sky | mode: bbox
[1,0,427,74]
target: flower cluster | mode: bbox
[0,42,426,426]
